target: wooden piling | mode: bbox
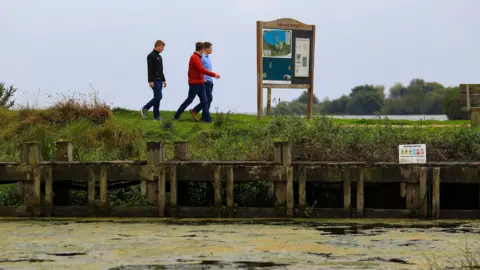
[33,166,42,216]
[158,165,166,217]
[174,141,189,161]
[266,88,272,114]
[298,166,307,217]
[87,167,96,216]
[146,142,164,205]
[171,141,188,217]
[286,166,294,218]
[432,167,440,219]
[99,166,108,216]
[214,166,222,217]
[22,142,40,216]
[356,168,365,217]
[55,141,73,205]
[343,170,351,215]
[273,142,286,206]
[44,166,53,217]
[226,166,234,218]
[419,167,427,218]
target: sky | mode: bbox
[1,0,480,113]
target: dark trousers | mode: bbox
[193,81,214,113]
[174,83,211,122]
[142,81,163,119]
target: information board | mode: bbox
[398,144,427,164]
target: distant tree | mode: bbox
[295,91,319,105]
[346,85,384,114]
[443,87,469,120]
[0,82,17,109]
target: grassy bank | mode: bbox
[0,96,478,206]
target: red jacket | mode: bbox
[188,52,216,84]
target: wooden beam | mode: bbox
[286,166,294,218]
[260,18,314,31]
[226,166,234,218]
[433,167,440,219]
[99,166,108,216]
[146,142,164,205]
[158,165,166,217]
[256,20,263,120]
[214,166,222,217]
[356,168,364,217]
[87,167,96,216]
[262,84,311,89]
[266,88,272,114]
[298,166,306,217]
[44,166,53,217]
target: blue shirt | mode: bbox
[202,54,213,83]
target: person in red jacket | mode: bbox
[173,42,220,122]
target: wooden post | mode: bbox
[55,141,73,206]
[214,166,222,218]
[406,183,416,211]
[307,88,313,120]
[286,166,294,218]
[33,166,42,216]
[273,142,290,207]
[432,167,440,219]
[226,166,234,218]
[87,167,96,216]
[298,166,306,217]
[266,88,272,114]
[419,167,427,218]
[356,168,364,218]
[44,166,53,217]
[146,142,164,205]
[343,171,351,214]
[158,165,166,217]
[400,183,406,198]
[171,141,188,217]
[22,142,40,216]
[99,166,108,216]
[256,21,263,120]
[174,141,189,161]
[307,25,316,120]
[470,108,480,128]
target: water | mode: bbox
[327,115,449,121]
[1,218,479,269]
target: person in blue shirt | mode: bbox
[189,42,215,121]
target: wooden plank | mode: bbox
[44,166,53,217]
[440,210,480,219]
[262,84,311,89]
[226,166,234,218]
[174,141,189,161]
[356,168,365,217]
[99,166,108,216]
[400,183,406,197]
[343,171,351,214]
[87,167,96,216]
[433,167,440,219]
[364,209,412,219]
[406,183,415,210]
[22,142,40,215]
[169,165,178,218]
[305,208,351,218]
[308,24,316,120]
[286,166,294,218]
[260,18,314,31]
[214,166,222,218]
[55,141,74,206]
[298,166,306,217]
[158,165,166,217]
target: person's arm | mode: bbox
[147,54,154,82]
[159,55,166,82]
[193,56,216,77]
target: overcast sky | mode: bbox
[1,0,479,113]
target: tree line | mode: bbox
[270,78,468,120]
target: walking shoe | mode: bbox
[154,117,163,121]
[189,109,199,121]
[141,108,148,119]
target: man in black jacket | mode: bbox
[141,40,167,120]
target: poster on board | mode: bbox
[262,28,292,84]
[294,38,310,78]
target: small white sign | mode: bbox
[398,144,427,164]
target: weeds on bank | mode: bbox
[426,238,480,269]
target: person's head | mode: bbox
[195,42,205,53]
[154,40,165,53]
[204,42,212,55]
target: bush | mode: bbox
[443,87,469,120]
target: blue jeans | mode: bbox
[193,81,213,113]
[143,81,163,119]
[174,83,211,122]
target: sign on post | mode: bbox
[459,84,480,111]
[256,18,316,120]
[398,144,427,164]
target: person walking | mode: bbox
[141,40,167,121]
[173,42,220,123]
[189,41,214,121]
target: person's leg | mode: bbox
[141,84,156,119]
[198,84,211,122]
[206,81,213,110]
[152,81,163,120]
[174,84,200,120]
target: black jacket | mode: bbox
[147,49,166,82]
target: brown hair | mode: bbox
[154,40,165,47]
[204,42,212,49]
[195,42,205,51]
